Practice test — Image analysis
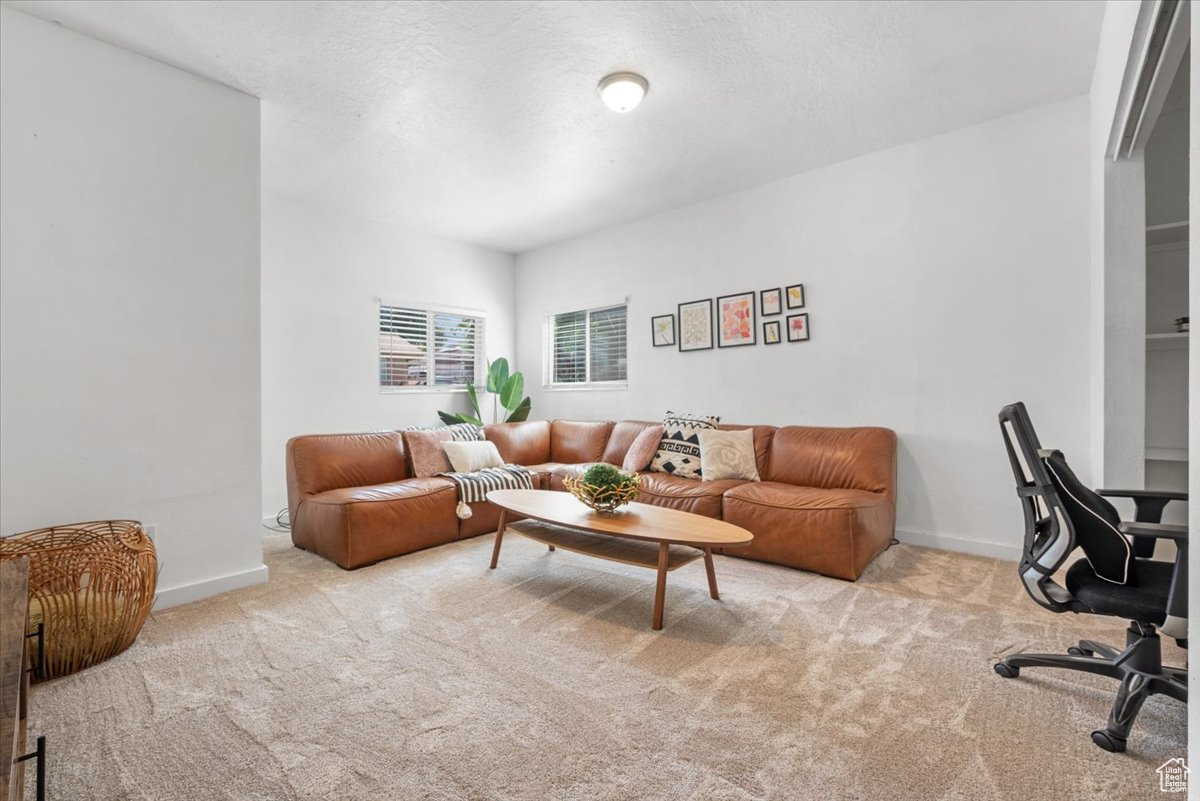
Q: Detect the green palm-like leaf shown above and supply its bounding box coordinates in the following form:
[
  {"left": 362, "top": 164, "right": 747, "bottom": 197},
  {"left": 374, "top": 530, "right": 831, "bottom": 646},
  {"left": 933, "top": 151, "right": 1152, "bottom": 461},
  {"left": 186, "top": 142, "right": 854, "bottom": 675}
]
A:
[
  {"left": 438, "top": 411, "right": 466, "bottom": 426},
  {"left": 505, "top": 396, "right": 532, "bottom": 423},
  {"left": 500, "top": 372, "right": 524, "bottom": 411},
  {"left": 486, "top": 358, "right": 509, "bottom": 393},
  {"left": 466, "top": 382, "right": 481, "bottom": 420}
]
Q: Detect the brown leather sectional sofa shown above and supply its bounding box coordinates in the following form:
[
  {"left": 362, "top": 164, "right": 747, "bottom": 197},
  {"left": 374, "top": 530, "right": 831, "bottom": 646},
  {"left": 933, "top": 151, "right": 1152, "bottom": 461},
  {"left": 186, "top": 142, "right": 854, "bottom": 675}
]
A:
[{"left": 286, "top": 419, "right": 897, "bottom": 580}]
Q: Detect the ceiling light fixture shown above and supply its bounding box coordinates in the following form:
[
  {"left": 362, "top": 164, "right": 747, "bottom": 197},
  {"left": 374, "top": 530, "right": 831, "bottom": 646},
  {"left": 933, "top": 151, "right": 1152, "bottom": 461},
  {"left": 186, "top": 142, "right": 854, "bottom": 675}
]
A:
[{"left": 598, "top": 72, "right": 648, "bottom": 113}]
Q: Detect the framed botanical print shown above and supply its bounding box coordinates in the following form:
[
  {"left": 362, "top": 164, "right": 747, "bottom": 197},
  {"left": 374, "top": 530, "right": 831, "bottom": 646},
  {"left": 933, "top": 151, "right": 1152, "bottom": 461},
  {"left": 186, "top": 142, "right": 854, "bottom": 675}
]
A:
[
  {"left": 717, "top": 292, "right": 756, "bottom": 348},
  {"left": 785, "top": 283, "right": 805, "bottom": 309},
  {"left": 760, "top": 288, "right": 782, "bottom": 316},
  {"left": 763, "top": 320, "right": 781, "bottom": 345},
  {"left": 651, "top": 314, "right": 675, "bottom": 347},
  {"left": 677, "top": 298, "right": 714, "bottom": 352},
  {"left": 786, "top": 312, "right": 810, "bottom": 342}
]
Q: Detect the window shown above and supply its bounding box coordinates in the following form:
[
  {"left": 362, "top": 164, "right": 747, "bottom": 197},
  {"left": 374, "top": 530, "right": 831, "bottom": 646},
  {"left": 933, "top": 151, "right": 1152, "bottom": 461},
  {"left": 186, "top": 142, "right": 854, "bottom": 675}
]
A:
[
  {"left": 379, "top": 304, "right": 484, "bottom": 391},
  {"left": 546, "top": 303, "right": 627, "bottom": 388}
]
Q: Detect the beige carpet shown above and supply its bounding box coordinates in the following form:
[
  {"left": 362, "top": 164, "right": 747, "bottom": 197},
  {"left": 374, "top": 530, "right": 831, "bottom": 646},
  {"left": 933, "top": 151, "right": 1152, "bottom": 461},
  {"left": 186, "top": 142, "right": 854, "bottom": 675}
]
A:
[{"left": 27, "top": 532, "right": 1186, "bottom": 800}]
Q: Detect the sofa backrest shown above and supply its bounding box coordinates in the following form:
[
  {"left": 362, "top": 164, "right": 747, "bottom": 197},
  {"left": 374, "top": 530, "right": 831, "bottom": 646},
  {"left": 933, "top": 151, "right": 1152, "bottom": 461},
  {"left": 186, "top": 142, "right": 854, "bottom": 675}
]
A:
[
  {"left": 484, "top": 420, "right": 551, "bottom": 464},
  {"left": 550, "top": 420, "right": 615, "bottom": 463},
  {"left": 600, "top": 420, "right": 657, "bottom": 465},
  {"left": 286, "top": 431, "right": 409, "bottom": 519},
  {"left": 766, "top": 426, "right": 896, "bottom": 500}
]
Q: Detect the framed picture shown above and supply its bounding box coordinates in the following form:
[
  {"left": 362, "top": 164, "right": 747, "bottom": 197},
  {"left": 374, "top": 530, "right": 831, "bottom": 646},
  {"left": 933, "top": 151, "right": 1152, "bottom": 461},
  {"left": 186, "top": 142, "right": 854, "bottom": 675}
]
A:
[
  {"left": 785, "top": 284, "right": 806, "bottom": 309},
  {"left": 677, "top": 298, "right": 714, "bottom": 352},
  {"left": 760, "top": 288, "right": 782, "bottom": 317},
  {"left": 763, "top": 320, "right": 781, "bottom": 345},
  {"left": 786, "top": 313, "right": 810, "bottom": 342},
  {"left": 717, "top": 292, "right": 756, "bottom": 348},
  {"left": 651, "top": 314, "right": 675, "bottom": 347}
]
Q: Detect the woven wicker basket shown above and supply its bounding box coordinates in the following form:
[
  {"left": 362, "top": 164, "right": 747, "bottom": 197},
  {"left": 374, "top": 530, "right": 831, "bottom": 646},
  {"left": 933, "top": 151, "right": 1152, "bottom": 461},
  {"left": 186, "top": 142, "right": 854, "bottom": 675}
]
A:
[
  {"left": 562, "top": 473, "right": 640, "bottom": 513},
  {"left": 0, "top": 520, "right": 156, "bottom": 679}
]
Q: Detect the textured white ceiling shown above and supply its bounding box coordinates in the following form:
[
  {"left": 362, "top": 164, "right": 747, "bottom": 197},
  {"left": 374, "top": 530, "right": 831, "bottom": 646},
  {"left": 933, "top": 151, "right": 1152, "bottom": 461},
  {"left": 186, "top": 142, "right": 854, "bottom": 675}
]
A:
[{"left": 3, "top": 0, "right": 1104, "bottom": 253}]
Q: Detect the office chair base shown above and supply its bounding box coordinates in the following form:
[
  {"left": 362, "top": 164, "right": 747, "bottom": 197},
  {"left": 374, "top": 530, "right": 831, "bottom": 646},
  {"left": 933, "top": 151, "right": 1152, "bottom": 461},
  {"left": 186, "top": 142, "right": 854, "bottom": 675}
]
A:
[{"left": 995, "top": 624, "right": 1186, "bottom": 753}]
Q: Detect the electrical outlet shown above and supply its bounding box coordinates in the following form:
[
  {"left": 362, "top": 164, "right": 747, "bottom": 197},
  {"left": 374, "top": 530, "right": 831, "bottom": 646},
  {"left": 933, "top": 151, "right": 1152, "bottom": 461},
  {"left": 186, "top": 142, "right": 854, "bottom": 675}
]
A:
[{"left": 143, "top": 524, "right": 157, "bottom": 542}]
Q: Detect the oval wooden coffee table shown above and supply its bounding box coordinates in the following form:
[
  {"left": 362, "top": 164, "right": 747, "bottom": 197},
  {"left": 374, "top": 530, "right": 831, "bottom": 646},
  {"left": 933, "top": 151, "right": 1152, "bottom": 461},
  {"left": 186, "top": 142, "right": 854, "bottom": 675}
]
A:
[{"left": 486, "top": 489, "right": 753, "bottom": 630}]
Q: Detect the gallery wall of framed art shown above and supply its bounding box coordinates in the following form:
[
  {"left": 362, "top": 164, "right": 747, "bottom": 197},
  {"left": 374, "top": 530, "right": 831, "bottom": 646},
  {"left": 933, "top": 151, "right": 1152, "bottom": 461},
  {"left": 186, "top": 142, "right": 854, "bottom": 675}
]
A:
[{"left": 650, "top": 283, "right": 810, "bottom": 354}]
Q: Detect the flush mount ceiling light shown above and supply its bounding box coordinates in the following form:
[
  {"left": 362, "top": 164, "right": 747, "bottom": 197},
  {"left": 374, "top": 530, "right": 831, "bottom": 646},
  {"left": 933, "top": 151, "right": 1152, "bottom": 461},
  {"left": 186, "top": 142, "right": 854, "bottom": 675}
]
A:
[{"left": 598, "top": 72, "right": 648, "bottom": 113}]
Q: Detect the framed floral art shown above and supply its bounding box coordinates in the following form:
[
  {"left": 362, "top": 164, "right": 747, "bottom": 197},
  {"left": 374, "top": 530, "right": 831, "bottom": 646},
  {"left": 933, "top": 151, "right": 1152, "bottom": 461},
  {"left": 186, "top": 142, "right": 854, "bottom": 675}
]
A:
[
  {"left": 785, "top": 283, "right": 805, "bottom": 309},
  {"left": 786, "top": 312, "right": 810, "bottom": 342},
  {"left": 651, "top": 314, "right": 675, "bottom": 347},
  {"left": 763, "top": 320, "right": 781, "bottom": 345},
  {"left": 717, "top": 292, "right": 756, "bottom": 348},
  {"left": 677, "top": 298, "right": 714, "bottom": 352},
  {"left": 760, "top": 288, "right": 782, "bottom": 316}
]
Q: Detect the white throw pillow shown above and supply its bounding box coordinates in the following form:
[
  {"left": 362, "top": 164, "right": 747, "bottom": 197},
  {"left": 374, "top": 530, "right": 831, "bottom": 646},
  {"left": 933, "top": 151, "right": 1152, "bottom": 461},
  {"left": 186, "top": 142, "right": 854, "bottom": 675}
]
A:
[
  {"left": 697, "top": 429, "right": 761, "bottom": 482},
  {"left": 442, "top": 440, "right": 505, "bottom": 473}
]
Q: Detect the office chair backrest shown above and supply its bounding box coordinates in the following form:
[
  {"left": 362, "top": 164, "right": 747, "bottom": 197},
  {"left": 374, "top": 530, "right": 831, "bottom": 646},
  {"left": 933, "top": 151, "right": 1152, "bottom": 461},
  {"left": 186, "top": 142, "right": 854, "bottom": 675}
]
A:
[
  {"left": 998, "top": 403, "right": 1087, "bottom": 612},
  {"left": 1041, "top": 450, "right": 1133, "bottom": 585}
]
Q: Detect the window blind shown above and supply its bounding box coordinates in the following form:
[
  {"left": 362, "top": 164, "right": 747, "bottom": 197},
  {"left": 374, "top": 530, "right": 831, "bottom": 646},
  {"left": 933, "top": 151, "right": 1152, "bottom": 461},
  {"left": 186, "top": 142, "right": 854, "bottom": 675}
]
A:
[
  {"left": 379, "top": 304, "right": 484, "bottom": 389},
  {"left": 548, "top": 304, "right": 627, "bottom": 386}
]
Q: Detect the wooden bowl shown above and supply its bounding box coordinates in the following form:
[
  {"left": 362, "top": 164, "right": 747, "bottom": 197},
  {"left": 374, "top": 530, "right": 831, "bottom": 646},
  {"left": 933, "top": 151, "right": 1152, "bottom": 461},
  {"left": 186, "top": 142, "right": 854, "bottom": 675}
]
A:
[{"left": 562, "top": 474, "right": 640, "bottom": 513}]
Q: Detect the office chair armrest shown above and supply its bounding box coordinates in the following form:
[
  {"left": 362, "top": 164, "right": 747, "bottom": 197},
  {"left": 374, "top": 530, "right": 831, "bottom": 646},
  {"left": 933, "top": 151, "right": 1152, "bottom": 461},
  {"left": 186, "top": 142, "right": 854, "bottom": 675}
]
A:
[
  {"left": 1117, "top": 521, "right": 1188, "bottom": 541},
  {"left": 1099, "top": 489, "right": 1187, "bottom": 502}
]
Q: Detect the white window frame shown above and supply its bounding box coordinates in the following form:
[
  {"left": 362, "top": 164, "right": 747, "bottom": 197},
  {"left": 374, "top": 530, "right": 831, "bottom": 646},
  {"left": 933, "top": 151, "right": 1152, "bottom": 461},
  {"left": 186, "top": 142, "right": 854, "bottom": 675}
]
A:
[
  {"left": 378, "top": 300, "right": 486, "bottom": 394},
  {"left": 543, "top": 302, "right": 629, "bottom": 392}
]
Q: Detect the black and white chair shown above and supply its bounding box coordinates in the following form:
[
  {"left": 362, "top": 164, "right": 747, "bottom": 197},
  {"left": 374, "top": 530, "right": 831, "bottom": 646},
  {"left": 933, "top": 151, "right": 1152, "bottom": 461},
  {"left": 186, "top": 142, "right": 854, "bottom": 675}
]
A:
[{"left": 995, "top": 401, "right": 1188, "bottom": 752}]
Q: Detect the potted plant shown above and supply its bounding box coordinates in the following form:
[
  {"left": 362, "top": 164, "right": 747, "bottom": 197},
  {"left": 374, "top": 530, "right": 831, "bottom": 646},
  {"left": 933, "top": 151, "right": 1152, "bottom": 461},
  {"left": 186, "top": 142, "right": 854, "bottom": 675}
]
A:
[{"left": 438, "top": 358, "right": 531, "bottom": 425}]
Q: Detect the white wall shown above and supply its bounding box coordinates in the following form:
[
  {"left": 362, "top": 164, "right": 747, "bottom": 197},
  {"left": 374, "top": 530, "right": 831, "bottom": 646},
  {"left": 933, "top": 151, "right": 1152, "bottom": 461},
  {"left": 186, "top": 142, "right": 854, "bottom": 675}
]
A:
[
  {"left": 0, "top": 8, "right": 264, "bottom": 607},
  {"left": 260, "top": 195, "right": 515, "bottom": 518},
  {"left": 1088, "top": 0, "right": 1148, "bottom": 491},
  {"left": 516, "top": 96, "right": 1092, "bottom": 558}
]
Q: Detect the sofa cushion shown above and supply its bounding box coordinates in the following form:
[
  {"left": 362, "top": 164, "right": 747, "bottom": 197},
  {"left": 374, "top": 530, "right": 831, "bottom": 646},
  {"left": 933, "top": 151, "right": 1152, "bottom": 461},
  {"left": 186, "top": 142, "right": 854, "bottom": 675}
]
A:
[
  {"left": 698, "top": 428, "right": 761, "bottom": 482},
  {"left": 287, "top": 432, "right": 409, "bottom": 499},
  {"left": 766, "top": 426, "right": 896, "bottom": 500},
  {"left": 550, "top": 420, "right": 615, "bottom": 463},
  {"left": 485, "top": 421, "right": 551, "bottom": 465},
  {"left": 600, "top": 420, "right": 657, "bottom": 466},
  {"left": 622, "top": 424, "right": 664, "bottom": 472},
  {"left": 721, "top": 482, "right": 892, "bottom": 580},
  {"left": 401, "top": 428, "right": 455, "bottom": 478},
  {"left": 297, "top": 478, "right": 458, "bottom": 569},
  {"left": 636, "top": 472, "right": 747, "bottom": 518},
  {"left": 649, "top": 411, "right": 720, "bottom": 480},
  {"left": 524, "top": 462, "right": 596, "bottom": 491}
]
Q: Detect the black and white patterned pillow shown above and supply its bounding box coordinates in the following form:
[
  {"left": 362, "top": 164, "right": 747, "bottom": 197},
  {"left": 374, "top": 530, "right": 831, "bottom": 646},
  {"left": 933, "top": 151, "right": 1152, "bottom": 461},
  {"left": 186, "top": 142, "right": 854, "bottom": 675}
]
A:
[
  {"left": 649, "top": 411, "right": 720, "bottom": 480},
  {"left": 402, "top": 423, "right": 484, "bottom": 442}
]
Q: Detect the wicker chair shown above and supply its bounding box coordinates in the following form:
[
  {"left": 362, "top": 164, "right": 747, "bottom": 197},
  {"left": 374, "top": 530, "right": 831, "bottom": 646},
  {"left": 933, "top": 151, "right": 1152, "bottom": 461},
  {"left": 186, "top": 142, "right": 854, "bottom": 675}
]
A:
[{"left": 0, "top": 520, "right": 157, "bottom": 679}]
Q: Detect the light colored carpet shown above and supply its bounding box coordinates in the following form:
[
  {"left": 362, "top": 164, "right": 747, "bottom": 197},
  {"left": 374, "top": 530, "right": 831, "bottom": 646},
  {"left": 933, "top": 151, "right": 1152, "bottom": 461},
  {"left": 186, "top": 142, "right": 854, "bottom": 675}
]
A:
[{"left": 28, "top": 532, "right": 1186, "bottom": 800}]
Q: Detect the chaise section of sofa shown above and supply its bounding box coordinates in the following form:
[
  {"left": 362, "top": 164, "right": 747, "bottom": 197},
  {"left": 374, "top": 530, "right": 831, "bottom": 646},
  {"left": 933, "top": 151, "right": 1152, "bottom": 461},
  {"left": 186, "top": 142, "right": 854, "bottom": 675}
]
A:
[
  {"left": 286, "top": 431, "right": 459, "bottom": 569},
  {"left": 721, "top": 426, "right": 897, "bottom": 580}
]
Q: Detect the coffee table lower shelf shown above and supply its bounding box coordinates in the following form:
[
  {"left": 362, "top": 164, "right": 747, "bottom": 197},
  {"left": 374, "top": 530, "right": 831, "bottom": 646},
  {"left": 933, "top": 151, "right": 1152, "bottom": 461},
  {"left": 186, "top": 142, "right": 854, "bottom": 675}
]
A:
[{"left": 490, "top": 518, "right": 720, "bottom": 630}]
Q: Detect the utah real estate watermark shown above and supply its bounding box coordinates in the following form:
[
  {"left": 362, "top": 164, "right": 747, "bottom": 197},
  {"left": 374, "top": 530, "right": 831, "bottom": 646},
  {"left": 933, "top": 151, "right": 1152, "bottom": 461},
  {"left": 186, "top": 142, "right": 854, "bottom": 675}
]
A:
[{"left": 1157, "top": 757, "right": 1188, "bottom": 793}]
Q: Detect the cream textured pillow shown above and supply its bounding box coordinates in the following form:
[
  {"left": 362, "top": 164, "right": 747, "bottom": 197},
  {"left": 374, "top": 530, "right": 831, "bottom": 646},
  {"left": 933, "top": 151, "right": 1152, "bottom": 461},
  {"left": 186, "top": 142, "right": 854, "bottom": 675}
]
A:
[
  {"left": 443, "top": 440, "right": 505, "bottom": 473},
  {"left": 697, "top": 428, "right": 760, "bottom": 482}
]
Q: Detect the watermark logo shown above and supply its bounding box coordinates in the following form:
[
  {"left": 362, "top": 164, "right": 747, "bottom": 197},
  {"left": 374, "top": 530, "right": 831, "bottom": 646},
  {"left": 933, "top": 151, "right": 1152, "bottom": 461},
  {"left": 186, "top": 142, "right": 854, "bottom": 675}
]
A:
[{"left": 1157, "top": 757, "right": 1188, "bottom": 793}]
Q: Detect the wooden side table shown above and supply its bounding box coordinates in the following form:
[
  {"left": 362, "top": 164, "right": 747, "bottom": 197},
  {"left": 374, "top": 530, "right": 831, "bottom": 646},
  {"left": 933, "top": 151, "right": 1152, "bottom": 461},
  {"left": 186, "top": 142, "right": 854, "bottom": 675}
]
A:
[{"left": 1, "top": 558, "right": 46, "bottom": 801}]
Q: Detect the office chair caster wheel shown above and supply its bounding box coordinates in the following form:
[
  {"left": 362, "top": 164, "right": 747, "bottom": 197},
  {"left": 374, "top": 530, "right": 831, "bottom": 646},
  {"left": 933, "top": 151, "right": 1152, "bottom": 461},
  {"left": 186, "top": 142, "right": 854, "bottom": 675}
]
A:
[
  {"left": 1091, "top": 730, "right": 1126, "bottom": 753},
  {"left": 1067, "top": 646, "right": 1092, "bottom": 657},
  {"left": 993, "top": 663, "right": 1019, "bottom": 678}
]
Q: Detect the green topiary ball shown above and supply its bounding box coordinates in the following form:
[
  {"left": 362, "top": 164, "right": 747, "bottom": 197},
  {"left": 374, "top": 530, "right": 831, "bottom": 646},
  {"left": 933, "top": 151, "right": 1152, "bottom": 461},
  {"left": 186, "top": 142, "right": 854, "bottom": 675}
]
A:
[{"left": 581, "top": 463, "right": 633, "bottom": 489}]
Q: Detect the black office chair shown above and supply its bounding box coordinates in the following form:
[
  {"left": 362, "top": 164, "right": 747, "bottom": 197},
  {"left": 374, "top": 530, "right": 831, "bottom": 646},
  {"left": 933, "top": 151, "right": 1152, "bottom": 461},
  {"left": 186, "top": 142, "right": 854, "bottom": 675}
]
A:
[{"left": 995, "top": 402, "right": 1188, "bottom": 752}]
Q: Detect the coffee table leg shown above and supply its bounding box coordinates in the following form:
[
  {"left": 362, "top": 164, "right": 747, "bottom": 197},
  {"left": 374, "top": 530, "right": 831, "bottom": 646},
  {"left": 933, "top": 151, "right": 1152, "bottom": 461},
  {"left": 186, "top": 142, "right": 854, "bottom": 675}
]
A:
[
  {"left": 653, "top": 543, "right": 669, "bottom": 630},
  {"left": 703, "top": 548, "right": 719, "bottom": 600},
  {"left": 489, "top": 510, "right": 508, "bottom": 569}
]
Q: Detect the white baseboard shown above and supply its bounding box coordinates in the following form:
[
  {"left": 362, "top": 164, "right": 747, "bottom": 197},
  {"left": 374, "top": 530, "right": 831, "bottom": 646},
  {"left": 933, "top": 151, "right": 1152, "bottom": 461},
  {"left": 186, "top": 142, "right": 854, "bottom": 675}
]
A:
[
  {"left": 153, "top": 563, "right": 269, "bottom": 610},
  {"left": 894, "top": 529, "right": 1020, "bottom": 562}
]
